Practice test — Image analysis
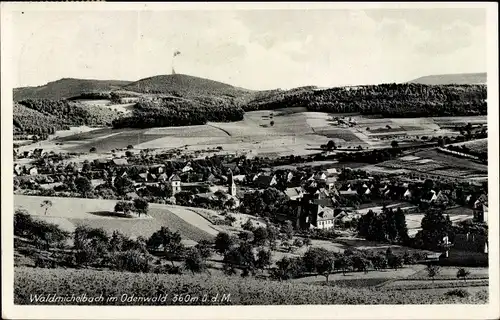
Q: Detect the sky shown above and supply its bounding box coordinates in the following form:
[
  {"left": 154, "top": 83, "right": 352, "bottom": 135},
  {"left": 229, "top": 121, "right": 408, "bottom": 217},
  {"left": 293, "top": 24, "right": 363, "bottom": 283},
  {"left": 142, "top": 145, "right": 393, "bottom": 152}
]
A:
[{"left": 11, "top": 8, "right": 487, "bottom": 90}]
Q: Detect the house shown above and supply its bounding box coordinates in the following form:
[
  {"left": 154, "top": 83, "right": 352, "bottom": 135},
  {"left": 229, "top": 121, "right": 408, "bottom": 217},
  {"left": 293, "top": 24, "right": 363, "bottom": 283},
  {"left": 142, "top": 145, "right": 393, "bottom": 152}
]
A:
[
  {"left": 33, "top": 148, "right": 44, "bottom": 158},
  {"left": 206, "top": 173, "right": 218, "bottom": 184},
  {"left": 14, "top": 164, "right": 23, "bottom": 176},
  {"left": 93, "top": 159, "right": 111, "bottom": 169},
  {"left": 126, "top": 192, "right": 139, "bottom": 199},
  {"left": 222, "top": 163, "right": 238, "bottom": 173},
  {"left": 254, "top": 174, "right": 277, "bottom": 189},
  {"left": 136, "top": 173, "right": 149, "bottom": 183},
  {"left": 316, "top": 206, "right": 335, "bottom": 230},
  {"left": 314, "top": 172, "right": 327, "bottom": 181},
  {"left": 403, "top": 189, "right": 412, "bottom": 199},
  {"left": 326, "top": 168, "right": 339, "bottom": 176},
  {"left": 181, "top": 163, "right": 193, "bottom": 173},
  {"left": 474, "top": 194, "right": 488, "bottom": 209},
  {"left": 285, "top": 187, "right": 303, "bottom": 200},
  {"left": 150, "top": 165, "right": 165, "bottom": 174},
  {"left": 285, "top": 172, "right": 294, "bottom": 182},
  {"left": 233, "top": 174, "right": 246, "bottom": 182},
  {"left": 111, "top": 158, "right": 129, "bottom": 166},
  {"left": 474, "top": 204, "right": 488, "bottom": 223},
  {"left": 296, "top": 193, "right": 335, "bottom": 230},
  {"left": 169, "top": 174, "right": 182, "bottom": 194},
  {"left": 325, "top": 177, "right": 337, "bottom": 191},
  {"left": 421, "top": 190, "right": 438, "bottom": 203},
  {"left": 158, "top": 173, "right": 169, "bottom": 181},
  {"left": 27, "top": 167, "right": 38, "bottom": 176}
]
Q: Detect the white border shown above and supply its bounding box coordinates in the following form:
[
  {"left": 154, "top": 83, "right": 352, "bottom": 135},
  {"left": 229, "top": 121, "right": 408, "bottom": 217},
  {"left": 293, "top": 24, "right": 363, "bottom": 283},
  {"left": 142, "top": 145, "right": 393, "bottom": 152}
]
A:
[{"left": 1, "top": 2, "right": 499, "bottom": 320}]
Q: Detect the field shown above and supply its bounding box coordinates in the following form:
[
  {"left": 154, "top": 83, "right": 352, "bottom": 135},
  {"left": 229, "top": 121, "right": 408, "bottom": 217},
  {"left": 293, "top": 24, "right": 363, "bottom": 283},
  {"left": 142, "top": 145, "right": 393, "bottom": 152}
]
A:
[
  {"left": 14, "top": 195, "right": 216, "bottom": 242},
  {"left": 451, "top": 138, "right": 488, "bottom": 152},
  {"left": 14, "top": 108, "right": 488, "bottom": 162},
  {"left": 14, "top": 267, "right": 488, "bottom": 305},
  {"left": 374, "top": 148, "right": 488, "bottom": 182}
]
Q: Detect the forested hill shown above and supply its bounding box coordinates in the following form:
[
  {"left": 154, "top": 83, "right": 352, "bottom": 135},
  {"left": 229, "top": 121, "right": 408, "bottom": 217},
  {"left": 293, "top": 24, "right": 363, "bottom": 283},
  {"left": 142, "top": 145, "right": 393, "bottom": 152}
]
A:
[
  {"left": 409, "top": 73, "right": 487, "bottom": 85},
  {"left": 244, "top": 83, "right": 487, "bottom": 117},
  {"left": 123, "top": 74, "right": 252, "bottom": 98},
  {"left": 13, "top": 78, "right": 132, "bottom": 101}
]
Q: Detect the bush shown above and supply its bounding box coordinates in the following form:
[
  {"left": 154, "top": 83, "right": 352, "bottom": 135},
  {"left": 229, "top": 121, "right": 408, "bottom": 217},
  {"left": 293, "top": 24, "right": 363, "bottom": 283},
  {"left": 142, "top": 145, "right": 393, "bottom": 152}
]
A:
[
  {"left": 110, "top": 250, "right": 152, "bottom": 273},
  {"left": 445, "top": 289, "right": 470, "bottom": 298}
]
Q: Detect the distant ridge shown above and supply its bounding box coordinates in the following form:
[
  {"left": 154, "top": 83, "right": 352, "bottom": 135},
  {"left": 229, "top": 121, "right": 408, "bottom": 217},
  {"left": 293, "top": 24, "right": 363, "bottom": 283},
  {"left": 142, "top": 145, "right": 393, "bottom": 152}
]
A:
[
  {"left": 408, "top": 72, "right": 486, "bottom": 85},
  {"left": 13, "top": 78, "right": 132, "bottom": 101}
]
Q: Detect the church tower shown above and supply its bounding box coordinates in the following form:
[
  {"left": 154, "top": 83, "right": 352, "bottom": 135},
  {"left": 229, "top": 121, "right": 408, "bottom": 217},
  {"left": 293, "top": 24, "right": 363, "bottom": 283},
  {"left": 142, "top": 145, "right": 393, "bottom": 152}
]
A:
[{"left": 228, "top": 170, "right": 237, "bottom": 196}]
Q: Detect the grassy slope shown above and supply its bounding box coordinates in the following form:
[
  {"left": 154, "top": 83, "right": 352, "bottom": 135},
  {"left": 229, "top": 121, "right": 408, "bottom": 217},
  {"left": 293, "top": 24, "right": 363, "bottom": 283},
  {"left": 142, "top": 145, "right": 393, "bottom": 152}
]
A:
[
  {"left": 409, "top": 73, "right": 487, "bottom": 85},
  {"left": 13, "top": 78, "right": 131, "bottom": 101}
]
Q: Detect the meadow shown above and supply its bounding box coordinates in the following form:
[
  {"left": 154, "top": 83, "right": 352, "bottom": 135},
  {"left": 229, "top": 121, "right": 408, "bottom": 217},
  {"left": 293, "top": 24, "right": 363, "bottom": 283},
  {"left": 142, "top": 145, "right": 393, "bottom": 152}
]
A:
[
  {"left": 14, "top": 267, "right": 488, "bottom": 305},
  {"left": 14, "top": 195, "right": 215, "bottom": 242}
]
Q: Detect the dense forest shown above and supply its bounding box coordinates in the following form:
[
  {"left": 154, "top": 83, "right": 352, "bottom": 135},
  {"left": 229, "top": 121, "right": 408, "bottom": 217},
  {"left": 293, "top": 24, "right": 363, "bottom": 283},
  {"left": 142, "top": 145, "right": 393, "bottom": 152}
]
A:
[
  {"left": 111, "top": 96, "right": 244, "bottom": 129},
  {"left": 244, "top": 83, "right": 487, "bottom": 117},
  {"left": 13, "top": 103, "right": 69, "bottom": 135},
  {"left": 15, "top": 99, "right": 122, "bottom": 135}
]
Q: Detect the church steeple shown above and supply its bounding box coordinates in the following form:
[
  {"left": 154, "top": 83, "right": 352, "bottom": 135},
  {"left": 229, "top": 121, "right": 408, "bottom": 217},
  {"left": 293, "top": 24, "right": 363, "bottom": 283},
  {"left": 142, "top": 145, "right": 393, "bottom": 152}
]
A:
[{"left": 228, "top": 169, "right": 236, "bottom": 196}]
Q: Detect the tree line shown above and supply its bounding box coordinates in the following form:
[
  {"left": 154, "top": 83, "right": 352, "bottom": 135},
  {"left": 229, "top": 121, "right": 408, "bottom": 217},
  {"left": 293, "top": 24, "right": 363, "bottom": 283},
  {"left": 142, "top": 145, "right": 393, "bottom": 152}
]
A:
[
  {"left": 243, "top": 83, "right": 487, "bottom": 117},
  {"left": 112, "top": 97, "right": 244, "bottom": 129}
]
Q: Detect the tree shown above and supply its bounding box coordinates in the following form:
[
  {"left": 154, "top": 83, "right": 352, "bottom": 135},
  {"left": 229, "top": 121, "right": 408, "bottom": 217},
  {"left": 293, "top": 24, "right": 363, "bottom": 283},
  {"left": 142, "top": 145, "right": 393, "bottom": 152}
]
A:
[
  {"left": 184, "top": 247, "right": 207, "bottom": 274},
  {"left": 238, "top": 230, "right": 253, "bottom": 242},
  {"left": 316, "top": 254, "right": 335, "bottom": 282},
  {"left": 456, "top": 268, "right": 471, "bottom": 282},
  {"left": 215, "top": 232, "right": 234, "bottom": 255},
  {"left": 223, "top": 242, "right": 256, "bottom": 277},
  {"left": 303, "top": 237, "right": 312, "bottom": 247},
  {"left": 282, "top": 221, "right": 294, "bottom": 240},
  {"left": 89, "top": 147, "right": 97, "bottom": 153},
  {"left": 113, "top": 176, "right": 134, "bottom": 195},
  {"left": 415, "top": 208, "right": 454, "bottom": 251},
  {"left": 255, "top": 248, "right": 272, "bottom": 271},
  {"left": 426, "top": 264, "right": 441, "bottom": 283},
  {"left": 371, "top": 254, "right": 388, "bottom": 270},
  {"left": 40, "top": 200, "right": 52, "bottom": 216},
  {"left": 270, "top": 121, "right": 275, "bottom": 127},
  {"left": 293, "top": 238, "right": 303, "bottom": 248},
  {"left": 125, "top": 151, "right": 134, "bottom": 157},
  {"left": 114, "top": 201, "right": 134, "bottom": 215},
  {"left": 147, "top": 227, "right": 184, "bottom": 266},
  {"left": 391, "top": 140, "right": 399, "bottom": 149},
  {"left": 75, "top": 176, "right": 93, "bottom": 197},
  {"left": 271, "top": 256, "right": 304, "bottom": 281},
  {"left": 241, "top": 219, "right": 255, "bottom": 232},
  {"left": 352, "top": 254, "right": 372, "bottom": 273},
  {"left": 127, "top": 145, "right": 134, "bottom": 149},
  {"left": 133, "top": 198, "right": 149, "bottom": 217},
  {"left": 252, "top": 227, "right": 268, "bottom": 246},
  {"left": 387, "top": 254, "right": 404, "bottom": 270},
  {"left": 336, "top": 255, "right": 353, "bottom": 275},
  {"left": 326, "top": 140, "right": 336, "bottom": 150},
  {"left": 195, "top": 240, "right": 212, "bottom": 260}
]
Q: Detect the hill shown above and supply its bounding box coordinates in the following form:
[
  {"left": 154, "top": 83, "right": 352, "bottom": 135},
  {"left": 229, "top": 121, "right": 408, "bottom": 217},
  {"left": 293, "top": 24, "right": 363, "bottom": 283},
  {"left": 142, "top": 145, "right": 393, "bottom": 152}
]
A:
[
  {"left": 13, "top": 102, "right": 67, "bottom": 135},
  {"left": 13, "top": 78, "right": 131, "bottom": 101},
  {"left": 123, "top": 74, "right": 251, "bottom": 98},
  {"left": 409, "top": 73, "right": 487, "bottom": 85},
  {"left": 15, "top": 267, "right": 488, "bottom": 305}
]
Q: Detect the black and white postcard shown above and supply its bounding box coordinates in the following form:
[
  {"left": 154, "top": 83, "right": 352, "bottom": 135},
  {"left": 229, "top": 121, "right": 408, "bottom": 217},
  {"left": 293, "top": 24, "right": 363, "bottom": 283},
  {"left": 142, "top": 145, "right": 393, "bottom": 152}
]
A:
[{"left": 1, "top": 2, "right": 498, "bottom": 320}]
